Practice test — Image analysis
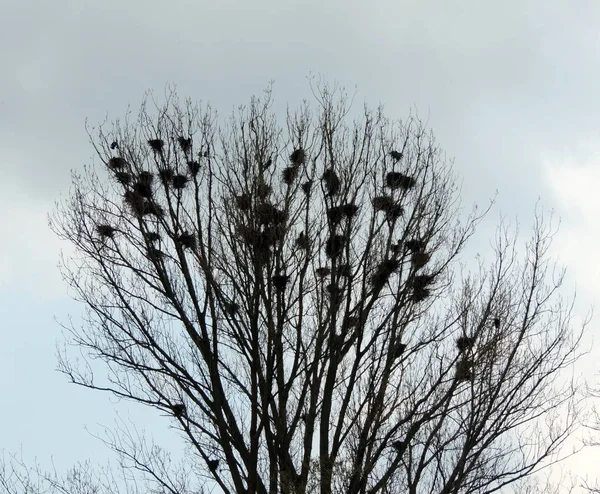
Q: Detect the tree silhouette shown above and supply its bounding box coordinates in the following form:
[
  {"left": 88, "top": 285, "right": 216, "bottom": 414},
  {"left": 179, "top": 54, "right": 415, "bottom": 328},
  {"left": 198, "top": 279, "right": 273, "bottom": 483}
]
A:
[{"left": 36, "top": 84, "right": 587, "bottom": 493}]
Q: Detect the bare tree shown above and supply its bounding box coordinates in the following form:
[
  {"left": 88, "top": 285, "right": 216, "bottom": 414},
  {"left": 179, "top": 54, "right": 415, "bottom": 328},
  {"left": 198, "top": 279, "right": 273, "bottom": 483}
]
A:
[{"left": 33, "top": 82, "right": 587, "bottom": 493}]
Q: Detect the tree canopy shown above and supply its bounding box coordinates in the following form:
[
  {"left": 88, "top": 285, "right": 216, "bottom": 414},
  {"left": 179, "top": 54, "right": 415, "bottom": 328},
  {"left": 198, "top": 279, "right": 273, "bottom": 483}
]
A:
[{"left": 4, "top": 84, "right": 586, "bottom": 494}]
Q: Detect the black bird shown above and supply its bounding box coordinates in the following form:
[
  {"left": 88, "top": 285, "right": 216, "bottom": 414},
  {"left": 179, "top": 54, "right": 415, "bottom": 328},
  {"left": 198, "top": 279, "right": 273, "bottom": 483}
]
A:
[
  {"left": 207, "top": 459, "right": 219, "bottom": 471},
  {"left": 493, "top": 317, "right": 500, "bottom": 329},
  {"left": 110, "top": 141, "right": 119, "bottom": 150}
]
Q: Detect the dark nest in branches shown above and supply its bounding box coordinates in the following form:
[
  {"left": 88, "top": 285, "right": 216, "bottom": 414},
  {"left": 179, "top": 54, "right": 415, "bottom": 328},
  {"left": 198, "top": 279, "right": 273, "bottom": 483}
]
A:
[
  {"left": 148, "top": 247, "right": 165, "bottom": 261},
  {"left": 342, "top": 203, "right": 359, "bottom": 218},
  {"left": 371, "top": 259, "right": 400, "bottom": 289},
  {"left": 187, "top": 160, "right": 201, "bottom": 176},
  {"left": 108, "top": 157, "right": 128, "bottom": 170},
  {"left": 392, "top": 440, "right": 404, "bottom": 451},
  {"left": 412, "top": 251, "right": 431, "bottom": 270},
  {"left": 412, "top": 274, "right": 435, "bottom": 291},
  {"left": 256, "top": 180, "right": 272, "bottom": 199},
  {"left": 386, "top": 172, "right": 416, "bottom": 190},
  {"left": 344, "top": 315, "right": 360, "bottom": 329},
  {"left": 326, "top": 283, "right": 344, "bottom": 305},
  {"left": 392, "top": 241, "right": 403, "bottom": 256},
  {"left": 282, "top": 165, "right": 300, "bottom": 185},
  {"left": 405, "top": 239, "right": 426, "bottom": 252},
  {"left": 256, "top": 203, "right": 287, "bottom": 226},
  {"left": 322, "top": 168, "right": 340, "bottom": 196},
  {"left": 327, "top": 206, "right": 345, "bottom": 225},
  {"left": 325, "top": 234, "right": 347, "bottom": 259},
  {"left": 178, "top": 136, "right": 192, "bottom": 154},
  {"left": 235, "top": 193, "right": 252, "bottom": 211},
  {"left": 372, "top": 196, "right": 403, "bottom": 220},
  {"left": 272, "top": 273, "right": 290, "bottom": 291},
  {"left": 391, "top": 340, "right": 407, "bottom": 359},
  {"left": 124, "top": 191, "right": 164, "bottom": 218},
  {"left": 134, "top": 172, "right": 154, "bottom": 198},
  {"left": 159, "top": 168, "right": 174, "bottom": 185},
  {"left": 171, "top": 403, "right": 186, "bottom": 418},
  {"left": 96, "top": 224, "right": 116, "bottom": 238},
  {"left": 237, "top": 225, "right": 277, "bottom": 259},
  {"left": 114, "top": 171, "right": 132, "bottom": 186},
  {"left": 144, "top": 231, "right": 160, "bottom": 243},
  {"left": 335, "top": 263, "right": 351, "bottom": 277},
  {"left": 296, "top": 231, "right": 309, "bottom": 250},
  {"left": 456, "top": 336, "right": 475, "bottom": 353},
  {"left": 177, "top": 232, "right": 196, "bottom": 250},
  {"left": 224, "top": 301, "right": 239, "bottom": 316},
  {"left": 386, "top": 204, "right": 404, "bottom": 221},
  {"left": 290, "top": 148, "right": 306, "bottom": 166},
  {"left": 301, "top": 180, "right": 313, "bottom": 195},
  {"left": 172, "top": 174, "right": 188, "bottom": 190},
  {"left": 389, "top": 150, "right": 403, "bottom": 161},
  {"left": 456, "top": 359, "right": 474, "bottom": 381},
  {"left": 148, "top": 139, "right": 164, "bottom": 152},
  {"left": 412, "top": 287, "right": 430, "bottom": 303},
  {"left": 316, "top": 267, "right": 331, "bottom": 278},
  {"left": 327, "top": 204, "right": 359, "bottom": 225}
]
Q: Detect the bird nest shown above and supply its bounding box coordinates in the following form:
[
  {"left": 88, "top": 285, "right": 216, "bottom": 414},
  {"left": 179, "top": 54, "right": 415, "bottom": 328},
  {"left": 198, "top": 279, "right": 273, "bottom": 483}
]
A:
[
  {"left": 327, "top": 204, "right": 359, "bottom": 225},
  {"left": 301, "top": 180, "right": 313, "bottom": 195},
  {"left": 371, "top": 259, "right": 400, "bottom": 288},
  {"left": 187, "top": 160, "right": 201, "bottom": 176},
  {"left": 255, "top": 180, "right": 272, "bottom": 199},
  {"left": 456, "top": 336, "right": 475, "bottom": 353},
  {"left": 389, "top": 150, "right": 403, "bottom": 161},
  {"left": 322, "top": 168, "right": 340, "bottom": 196},
  {"left": 412, "top": 274, "right": 435, "bottom": 291},
  {"left": 411, "top": 287, "right": 430, "bottom": 303},
  {"left": 315, "top": 267, "right": 331, "bottom": 278},
  {"left": 134, "top": 172, "right": 154, "bottom": 198},
  {"left": 108, "top": 157, "right": 128, "bottom": 170},
  {"left": 405, "top": 239, "right": 426, "bottom": 252},
  {"left": 177, "top": 232, "right": 196, "bottom": 250},
  {"left": 148, "top": 139, "right": 164, "bottom": 152},
  {"left": 148, "top": 247, "right": 165, "bottom": 261},
  {"left": 372, "top": 196, "right": 403, "bottom": 220},
  {"left": 144, "top": 231, "right": 161, "bottom": 243},
  {"left": 124, "top": 191, "right": 164, "bottom": 218},
  {"left": 96, "top": 224, "right": 116, "bottom": 238},
  {"left": 295, "top": 232, "right": 310, "bottom": 250},
  {"left": 178, "top": 136, "right": 192, "bottom": 154},
  {"left": 290, "top": 148, "right": 306, "bottom": 166},
  {"left": 391, "top": 341, "right": 407, "bottom": 359},
  {"left": 159, "top": 168, "right": 174, "bottom": 184},
  {"left": 411, "top": 251, "right": 431, "bottom": 270},
  {"left": 455, "top": 359, "right": 474, "bottom": 381},
  {"left": 256, "top": 203, "right": 287, "bottom": 226},
  {"left": 386, "top": 172, "right": 416, "bottom": 190},
  {"left": 171, "top": 403, "right": 186, "bottom": 418},
  {"left": 282, "top": 166, "right": 300, "bottom": 185},
  {"left": 272, "top": 274, "right": 290, "bottom": 291},
  {"left": 335, "top": 263, "right": 351, "bottom": 277},
  {"left": 172, "top": 174, "right": 188, "bottom": 190},
  {"left": 325, "top": 234, "right": 347, "bottom": 258},
  {"left": 114, "top": 171, "right": 132, "bottom": 186},
  {"left": 235, "top": 193, "right": 252, "bottom": 211}
]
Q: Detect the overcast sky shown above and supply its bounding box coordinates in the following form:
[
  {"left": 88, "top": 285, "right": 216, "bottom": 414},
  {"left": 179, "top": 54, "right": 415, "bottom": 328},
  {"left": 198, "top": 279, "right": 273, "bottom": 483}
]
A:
[{"left": 2, "top": 0, "right": 600, "bottom": 490}]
